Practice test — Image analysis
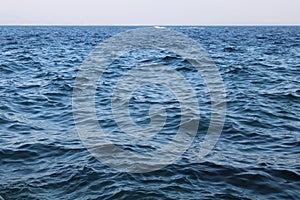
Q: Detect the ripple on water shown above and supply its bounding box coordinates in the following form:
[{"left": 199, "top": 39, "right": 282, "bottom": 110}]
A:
[{"left": 0, "top": 26, "right": 299, "bottom": 199}]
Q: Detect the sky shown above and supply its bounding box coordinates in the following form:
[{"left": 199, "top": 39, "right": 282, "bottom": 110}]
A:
[{"left": 0, "top": 0, "right": 299, "bottom": 25}]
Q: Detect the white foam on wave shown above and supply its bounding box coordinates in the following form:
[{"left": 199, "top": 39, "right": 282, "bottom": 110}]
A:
[{"left": 154, "top": 26, "right": 166, "bottom": 29}]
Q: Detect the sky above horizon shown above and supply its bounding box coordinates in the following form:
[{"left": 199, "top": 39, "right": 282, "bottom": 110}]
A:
[{"left": 1, "top": 0, "right": 299, "bottom": 25}]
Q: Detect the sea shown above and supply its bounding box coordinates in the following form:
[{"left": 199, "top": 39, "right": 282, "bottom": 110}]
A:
[{"left": 0, "top": 26, "right": 299, "bottom": 199}]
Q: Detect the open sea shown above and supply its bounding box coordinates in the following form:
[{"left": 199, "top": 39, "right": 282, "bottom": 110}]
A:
[{"left": 0, "top": 26, "right": 299, "bottom": 199}]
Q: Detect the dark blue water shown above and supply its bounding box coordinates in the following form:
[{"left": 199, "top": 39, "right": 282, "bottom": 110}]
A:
[{"left": 0, "top": 26, "right": 299, "bottom": 199}]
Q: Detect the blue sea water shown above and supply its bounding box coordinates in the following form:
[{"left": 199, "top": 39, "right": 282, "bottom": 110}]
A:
[{"left": 0, "top": 26, "right": 299, "bottom": 199}]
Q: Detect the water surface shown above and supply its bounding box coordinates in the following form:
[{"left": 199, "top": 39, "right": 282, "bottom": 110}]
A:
[{"left": 0, "top": 26, "right": 299, "bottom": 199}]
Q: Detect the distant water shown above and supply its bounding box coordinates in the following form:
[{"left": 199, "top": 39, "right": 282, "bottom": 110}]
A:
[{"left": 0, "top": 26, "right": 299, "bottom": 199}]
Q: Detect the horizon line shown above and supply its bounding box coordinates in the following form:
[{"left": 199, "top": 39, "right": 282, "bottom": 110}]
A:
[{"left": 0, "top": 24, "right": 299, "bottom": 27}]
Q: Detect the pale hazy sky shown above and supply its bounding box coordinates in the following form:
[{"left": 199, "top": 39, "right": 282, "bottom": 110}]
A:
[{"left": 0, "top": 0, "right": 299, "bottom": 25}]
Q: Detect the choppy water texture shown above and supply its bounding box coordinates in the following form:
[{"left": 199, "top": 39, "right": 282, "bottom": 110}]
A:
[{"left": 0, "top": 26, "right": 299, "bottom": 199}]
